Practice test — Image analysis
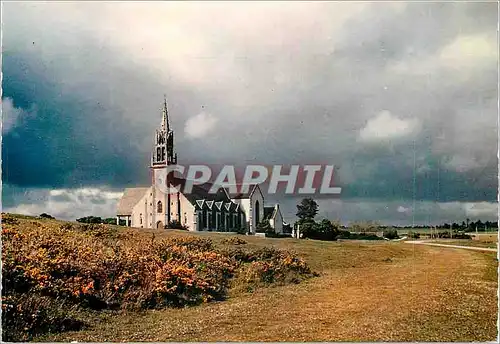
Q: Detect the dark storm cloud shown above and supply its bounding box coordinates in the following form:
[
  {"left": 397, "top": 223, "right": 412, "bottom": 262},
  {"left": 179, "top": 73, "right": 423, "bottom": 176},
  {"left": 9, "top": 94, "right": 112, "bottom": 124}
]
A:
[{"left": 2, "top": 2, "right": 497, "bottom": 222}]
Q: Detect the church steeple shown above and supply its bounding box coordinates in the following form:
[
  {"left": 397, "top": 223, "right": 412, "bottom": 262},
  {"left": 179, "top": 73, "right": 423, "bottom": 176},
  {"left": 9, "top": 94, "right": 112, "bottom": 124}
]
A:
[
  {"left": 152, "top": 96, "right": 177, "bottom": 167},
  {"left": 161, "top": 95, "right": 170, "bottom": 132}
]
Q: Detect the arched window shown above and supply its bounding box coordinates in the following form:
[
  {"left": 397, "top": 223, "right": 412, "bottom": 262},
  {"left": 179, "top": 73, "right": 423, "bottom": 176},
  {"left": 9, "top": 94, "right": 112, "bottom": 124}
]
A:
[{"left": 157, "top": 201, "right": 163, "bottom": 213}]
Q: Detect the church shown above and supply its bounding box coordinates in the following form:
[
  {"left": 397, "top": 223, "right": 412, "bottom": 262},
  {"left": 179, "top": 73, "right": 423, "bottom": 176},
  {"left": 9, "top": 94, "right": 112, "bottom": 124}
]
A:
[{"left": 116, "top": 99, "right": 285, "bottom": 234}]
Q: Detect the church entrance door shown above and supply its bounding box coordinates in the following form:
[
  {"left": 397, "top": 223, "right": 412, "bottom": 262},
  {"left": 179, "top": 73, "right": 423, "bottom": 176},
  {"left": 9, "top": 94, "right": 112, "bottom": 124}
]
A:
[{"left": 156, "top": 221, "right": 164, "bottom": 229}]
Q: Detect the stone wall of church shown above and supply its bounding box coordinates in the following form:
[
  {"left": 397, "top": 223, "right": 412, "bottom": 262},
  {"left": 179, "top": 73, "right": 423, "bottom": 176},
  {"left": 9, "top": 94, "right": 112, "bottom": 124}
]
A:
[
  {"left": 272, "top": 207, "right": 284, "bottom": 234},
  {"left": 131, "top": 187, "right": 153, "bottom": 228},
  {"left": 167, "top": 192, "right": 196, "bottom": 231},
  {"left": 249, "top": 189, "right": 264, "bottom": 234}
]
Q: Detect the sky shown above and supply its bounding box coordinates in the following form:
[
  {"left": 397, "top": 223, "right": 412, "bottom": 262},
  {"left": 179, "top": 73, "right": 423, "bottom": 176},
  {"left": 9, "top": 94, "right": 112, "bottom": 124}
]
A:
[{"left": 2, "top": 2, "right": 498, "bottom": 225}]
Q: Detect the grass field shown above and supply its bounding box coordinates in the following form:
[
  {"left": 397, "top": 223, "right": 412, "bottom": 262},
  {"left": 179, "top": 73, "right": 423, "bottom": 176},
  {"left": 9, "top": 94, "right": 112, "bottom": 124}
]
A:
[
  {"left": 427, "top": 239, "right": 498, "bottom": 249},
  {"left": 3, "top": 214, "right": 498, "bottom": 342}
]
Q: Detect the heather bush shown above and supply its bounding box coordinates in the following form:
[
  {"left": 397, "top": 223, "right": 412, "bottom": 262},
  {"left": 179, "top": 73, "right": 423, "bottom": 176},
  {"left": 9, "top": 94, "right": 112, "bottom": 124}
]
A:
[
  {"left": 222, "top": 237, "right": 248, "bottom": 245},
  {"left": 2, "top": 218, "right": 316, "bottom": 341},
  {"left": 2, "top": 294, "right": 85, "bottom": 342}
]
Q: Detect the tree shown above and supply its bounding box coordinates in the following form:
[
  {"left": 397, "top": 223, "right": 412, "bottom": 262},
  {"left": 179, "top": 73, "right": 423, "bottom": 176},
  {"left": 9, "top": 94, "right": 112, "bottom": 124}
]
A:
[
  {"left": 297, "top": 219, "right": 317, "bottom": 239},
  {"left": 296, "top": 198, "right": 319, "bottom": 223},
  {"left": 39, "top": 213, "right": 55, "bottom": 219},
  {"left": 103, "top": 218, "right": 117, "bottom": 224},
  {"left": 256, "top": 219, "right": 273, "bottom": 233},
  {"left": 76, "top": 216, "right": 103, "bottom": 224},
  {"left": 317, "top": 219, "right": 340, "bottom": 240}
]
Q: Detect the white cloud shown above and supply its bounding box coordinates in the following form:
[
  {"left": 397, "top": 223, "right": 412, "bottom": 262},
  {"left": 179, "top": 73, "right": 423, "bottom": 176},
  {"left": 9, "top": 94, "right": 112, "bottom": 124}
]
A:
[
  {"left": 397, "top": 205, "right": 411, "bottom": 213},
  {"left": 358, "top": 110, "right": 420, "bottom": 142},
  {"left": 184, "top": 112, "right": 218, "bottom": 139},
  {"left": 2, "top": 97, "right": 24, "bottom": 133},
  {"left": 5, "top": 187, "right": 123, "bottom": 220},
  {"left": 463, "top": 202, "right": 498, "bottom": 218},
  {"left": 390, "top": 33, "right": 497, "bottom": 78},
  {"left": 439, "top": 34, "right": 497, "bottom": 68}
]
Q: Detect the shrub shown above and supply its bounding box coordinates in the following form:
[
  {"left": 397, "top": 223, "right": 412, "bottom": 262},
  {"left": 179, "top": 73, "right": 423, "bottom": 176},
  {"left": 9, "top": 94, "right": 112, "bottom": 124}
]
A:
[
  {"left": 235, "top": 227, "right": 248, "bottom": 235},
  {"left": 265, "top": 232, "right": 291, "bottom": 238},
  {"left": 383, "top": 229, "right": 399, "bottom": 240},
  {"left": 298, "top": 219, "right": 340, "bottom": 241},
  {"left": 407, "top": 231, "right": 420, "bottom": 239},
  {"left": 2, "top": 218, "right": 316, "bottom": 340},
  {"left": 76, "top": 216, "right": 103, "bottom": 224},
  {"left": 167, "top": 220, "right": 188, "bottom": 230},
  {"left": 2, "top": 214, "right": 19, "bottom": 225},
  {"left": 2, "top": 294, "right": 85, "bottom": 342},
  {"left": 256, "top": 219, "right": 272, "bottom": 233},
  {"left": 222, "top": 237, "right": 248, "bottom": 245},
  {"left": 240, "top": 249, "right": 315, "bottom": 286}
]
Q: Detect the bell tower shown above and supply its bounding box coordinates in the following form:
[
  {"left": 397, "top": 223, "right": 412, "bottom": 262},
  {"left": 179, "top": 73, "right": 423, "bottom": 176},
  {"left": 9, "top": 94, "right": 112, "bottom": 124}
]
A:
[
  {"left": 151, "top": 96, "right": 177, "bottom": 229},
  {"left": 152, "top": 96, "right": 177, "bottom": 167}
]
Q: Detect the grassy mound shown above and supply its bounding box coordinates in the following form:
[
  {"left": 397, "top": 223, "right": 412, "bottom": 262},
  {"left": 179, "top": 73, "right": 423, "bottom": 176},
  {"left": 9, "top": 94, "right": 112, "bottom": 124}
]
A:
[{"left": 1, "top": 214, "right": 316, "bottom": 341}]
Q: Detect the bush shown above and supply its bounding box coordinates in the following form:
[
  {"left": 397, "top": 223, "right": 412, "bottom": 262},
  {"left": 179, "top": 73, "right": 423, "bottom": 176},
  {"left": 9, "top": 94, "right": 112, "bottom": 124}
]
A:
[
  {"left": 299, "top": 219, "right": 340, "bottom": 241},
  {"left": 407, "top": 231, "right": 421, "bottom": 239},
  {"left": 453, "top": 232, "right": 472, "bottom": 239},
  {"left": 265, "top": 232, "right": 291, "bottom": 238},
  {"left": 76, "top": 216, "right": 103, "bottom": 224},
  {"left": 2, "top": 294, "right": 85, "bottom": 342},
  {"left": 235, "top": 227, "right": 248, "bottom": 235},
  {"left": 2, "top": 219, "right": 317, "bottom": 340},
  {"left": 255, "top": 219, "right": 272, "bottom": 233},
  {"left": 240, "top": 249, "right": 315, "bottom": 286},
  {"left": 167, "top": 220, "right": 188, "bottom": 230},
  {"left": 222, "top": 237, "right": 248, "bottom": 245},
  {"left": 336, "top": 230, "right": 383, "bottom": 240},
  {"left": 39, "top": 213, "right": 55, "bottom": 219},
  {"left": 383, "top": 229, "right": 399, "bottom": 240}
]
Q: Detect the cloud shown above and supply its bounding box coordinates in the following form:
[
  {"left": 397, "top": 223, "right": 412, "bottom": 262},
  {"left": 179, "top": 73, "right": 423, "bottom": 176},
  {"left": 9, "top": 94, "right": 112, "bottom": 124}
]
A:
[
  {"left": 397, "top": 205, "right": 411, "bottom": 214},
  {"left": 184, "top": 112, "right": 218, "bottom": 139},
  {"left": 3, "top": 186, "right": 123, "bottom": 220},
  {"left": 463, "top": 202, "right": 498, "bottom": 218},
  {"left": 274, "top": 196, "right": 498, "bottom": 226},
  {"left": 1, "top": 97, "right": 30, "bottom": 133},
  {"left": 358, "top": 110, "right": 420, "bottom": 142},
  {"left": 2, "top": 2, "right": 497, "bottom": 224}
]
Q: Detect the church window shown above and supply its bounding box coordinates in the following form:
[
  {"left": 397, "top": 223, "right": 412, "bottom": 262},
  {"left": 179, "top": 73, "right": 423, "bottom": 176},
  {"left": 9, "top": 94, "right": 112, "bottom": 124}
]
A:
[
  {"left": 140, "top": 213, "right": 143, "bottom": 224},
  {"left": 156, "top": 147, "right": 162, "bottom": 162},
  {"left": 158, "top": 133, "right": 165, "bottom": 144},
  {"left": 161, "top": 147, "right": 166, "bottom": 161},
  {"left": 157, "top": 201, "right": 163, "bottom": 213}
]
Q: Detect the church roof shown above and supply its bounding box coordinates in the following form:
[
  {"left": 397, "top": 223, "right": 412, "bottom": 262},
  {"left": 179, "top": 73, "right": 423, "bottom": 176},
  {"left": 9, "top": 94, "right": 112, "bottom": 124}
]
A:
[
  {"left": 223, "top": 184, "right": 259, "bottom": 199},
  {"left": 263, "top": 206, "right": 275, "bottom": 220},
  {"left": 117, "top": 187, "right": 149, "bottom": 215},
  {"left": 169, "top": 177, "right": 230, "bottom": 206}
]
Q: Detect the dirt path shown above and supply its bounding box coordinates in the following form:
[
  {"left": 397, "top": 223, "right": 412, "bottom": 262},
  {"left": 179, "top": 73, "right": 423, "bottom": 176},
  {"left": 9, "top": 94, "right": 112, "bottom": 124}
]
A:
[
  {"left": 406, "top": 241, "right": 498, "bottom": 252},
  {"left": 45, "top": 244, "right": 497, "bottom": 342}
]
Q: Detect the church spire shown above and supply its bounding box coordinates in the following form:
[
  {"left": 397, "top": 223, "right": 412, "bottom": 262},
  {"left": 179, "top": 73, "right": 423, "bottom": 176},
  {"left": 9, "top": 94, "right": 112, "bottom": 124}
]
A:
[{"left": 161, "top": 95, "right": 170, "bottom": 132}]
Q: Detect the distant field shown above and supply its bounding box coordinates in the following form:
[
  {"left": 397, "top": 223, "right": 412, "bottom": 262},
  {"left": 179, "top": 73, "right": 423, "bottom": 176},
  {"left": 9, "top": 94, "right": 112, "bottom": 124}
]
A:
[
  {"left": 426, "top": 239, "right": 497, "bottom": 249},
  {"left": 3, "top": 214, "right": 498, "bottom": 342},
  {"left": 396, "top": 228, "right": 498, "bottom": 235}
]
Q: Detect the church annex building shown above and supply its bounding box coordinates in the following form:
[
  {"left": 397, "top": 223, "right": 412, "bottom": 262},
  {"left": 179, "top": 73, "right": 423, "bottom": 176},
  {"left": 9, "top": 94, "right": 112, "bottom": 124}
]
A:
[{"left": 116, "top": 99, "right": 285, "bottom": 234}]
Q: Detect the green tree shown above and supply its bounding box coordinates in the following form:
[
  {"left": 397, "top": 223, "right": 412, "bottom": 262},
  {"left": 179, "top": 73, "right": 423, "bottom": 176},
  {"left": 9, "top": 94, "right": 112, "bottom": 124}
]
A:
[
  {"left": 297, "top": 219, "right": 317, "bottom": 239},
  {"left": 103, "top": 218, "right": 117, "bottom": 225},
  {"left": 256, "top": 219, "right": 273, "bottom": 233},
  {"left": 296, "top": 198, "right": 319, "bottom": 223}
]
